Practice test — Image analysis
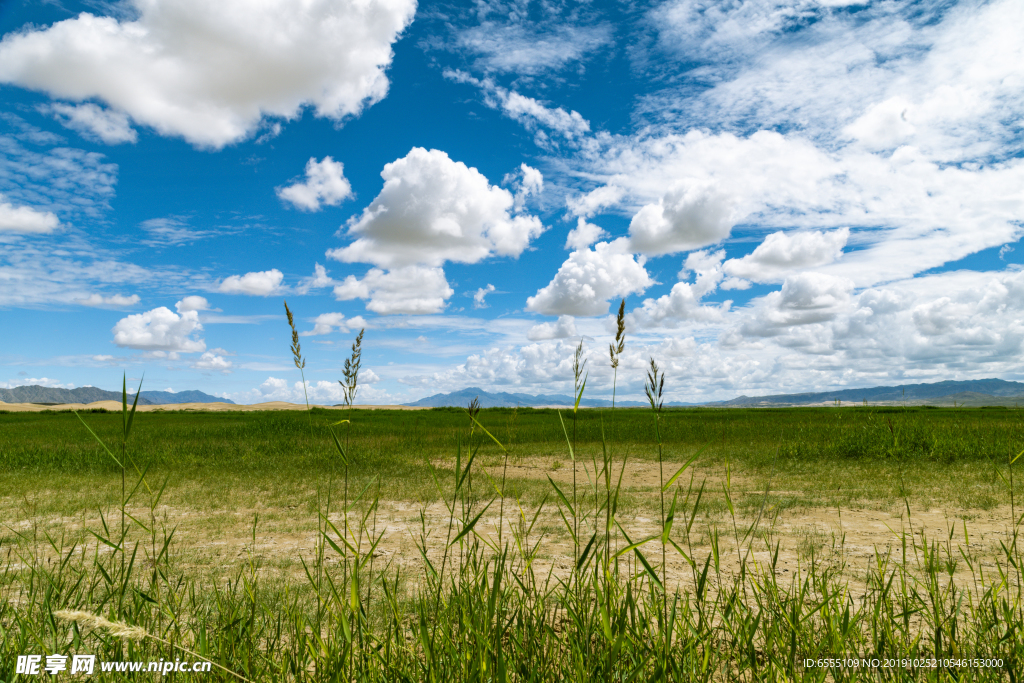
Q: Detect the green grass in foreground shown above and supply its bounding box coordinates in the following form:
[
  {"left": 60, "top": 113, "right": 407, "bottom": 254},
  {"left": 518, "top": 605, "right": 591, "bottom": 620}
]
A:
[{"left": 1, "top": 400, "right": 1023, "bottom": 681}]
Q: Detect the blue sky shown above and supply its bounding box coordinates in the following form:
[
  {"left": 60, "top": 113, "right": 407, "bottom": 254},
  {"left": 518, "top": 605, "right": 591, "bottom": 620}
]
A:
[{"left": 1, "top": 0, "right": 1022, "bottom": 405}]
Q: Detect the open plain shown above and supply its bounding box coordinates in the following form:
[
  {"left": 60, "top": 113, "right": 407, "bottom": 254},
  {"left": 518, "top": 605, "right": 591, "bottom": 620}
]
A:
[{"left": 2, "top": 403, "right": 1023, "bottom": 680}]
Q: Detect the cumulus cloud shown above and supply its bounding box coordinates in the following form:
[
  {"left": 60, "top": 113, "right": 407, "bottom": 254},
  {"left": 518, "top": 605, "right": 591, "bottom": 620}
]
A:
[
  {"left": 401, "top": 339, "right": 595, "bottom": 392},
  {"left": 0, "top": 195, "right": 59, "bottom": 233},
  {"left": 567, "top": 185, "right": 626, "bottom": 219},
  {"left": 509, "top": 163, "right": 543, "bottom": 212},
  {"left": 218, "top": 269, "right": 284, "bottom": 296},
  {"left": 243, "top": 373, "right": 386, "bottom": 405},
  {"left": 473, "top": 284, "right": 496, "bottom": 309},
  {"left": 277, "top": 156, "right": 352, "bottom": 211},
  {"left": 301, "top": 312, "right": 367, "bottom": 336},
  {"left": 0, "top": 0, "right": 417, "bottom": 148},
  {"left": 43, "top": 102, "right": 136, "bottom": 144},
  {"left": 737, "top": 273, "right": 855, "bottom": 338},
  {"left": 329, "top": 148, "right": 544, "bottom": 269},
  {"left": 527, "top": 239, "right": 654, "bottom": 316},
  {"left": 334, "top": 266, "right": 454, "bottom": 315},
  {"left": 112, "top": 306, "right": 205, "bottom": 355},
  {"left": 724, "top": 228, "right": 849, "bottom": 283},
  {"left": 175, "top": 296, "right": 212, "bottom": 313},
  {"left": 77, "top": 293, "right": 140, "bottom": 307},
  {"left": 627, "top": 182, "right": 735, "bottom": 256},
  {"left": 631, "top": 249, "right": 730, "bottom": 327},
  {"left": 191, "top": 351, "right": 232, "bottom": 372},
  {"left": 565, "top": 217, "right": 608, "bottom": 250},
  {"left": 527, "top": 315, "right": 577, "bottom": 341},
  {"left": 296, "top": 263, "right": 334, "bottom": 295}
]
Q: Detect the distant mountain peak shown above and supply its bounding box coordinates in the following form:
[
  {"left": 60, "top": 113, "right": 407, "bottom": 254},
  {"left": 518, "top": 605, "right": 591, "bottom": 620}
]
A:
[
  {"left": 405, "top": 378, "right": 1024, "bottom": 409},
  {"left": 0, "top": 386, "right": 233, "bottom": 405}
]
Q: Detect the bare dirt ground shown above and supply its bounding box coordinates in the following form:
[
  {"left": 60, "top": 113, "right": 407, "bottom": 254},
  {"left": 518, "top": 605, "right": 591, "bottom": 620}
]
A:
[{"left": 5, "top": 457, "right": 1017, "bottom": 599}]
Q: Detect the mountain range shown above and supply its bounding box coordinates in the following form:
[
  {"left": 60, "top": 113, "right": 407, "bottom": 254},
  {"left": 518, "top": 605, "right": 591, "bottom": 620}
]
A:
[
  {"left": 0, "top": 386, "right": 233, "bottom": 405},
  {"left": 405, "top": 387, "right": 648, "bottom": 408},
  {"left": 404, "top": 379, "right": 1024, "bottom": 409}
]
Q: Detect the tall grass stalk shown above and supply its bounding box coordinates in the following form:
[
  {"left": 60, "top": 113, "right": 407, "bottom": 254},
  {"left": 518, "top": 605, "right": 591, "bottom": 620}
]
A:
[
  {"left": 72, "top": 374, "right": 143, "bottom": 608},
  {"left": 338, "top": 329, "right": 363, "bottom": 571},
  {"left": 644, "top": 357, "right": 670, "bottom": 668},
  {"left": 285, "top": 301, "right": 333, "bottom": 642}
]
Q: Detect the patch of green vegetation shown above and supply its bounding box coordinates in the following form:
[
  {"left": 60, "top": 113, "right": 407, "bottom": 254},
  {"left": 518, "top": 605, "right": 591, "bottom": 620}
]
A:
[{"left": 2, "top": 393, "right": 1023, "bottom": 680}]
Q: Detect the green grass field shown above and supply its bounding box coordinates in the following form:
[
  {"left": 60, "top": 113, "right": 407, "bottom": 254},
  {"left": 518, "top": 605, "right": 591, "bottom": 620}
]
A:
[{"left": 2, "top": 403, "right": 1023, "bottom": 680}]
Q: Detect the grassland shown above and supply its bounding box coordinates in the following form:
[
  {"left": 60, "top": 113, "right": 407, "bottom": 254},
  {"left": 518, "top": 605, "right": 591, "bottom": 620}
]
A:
[{"left": 2, "top": 403, "right": 1023, "bottom": 680}]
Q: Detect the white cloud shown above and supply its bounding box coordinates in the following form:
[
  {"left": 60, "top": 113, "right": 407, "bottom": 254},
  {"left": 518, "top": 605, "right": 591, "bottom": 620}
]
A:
[
  {"left": 842, "top": 97, "right": 916, "bottom": 151},
  {"left": 631, "top": 249, "right": 730, "bottom": 327},
  {"left": 1, "top": 377, "right": 75, "bottom": 389},
  {"left": 510, "top": 163, "right": 543, "bottom": 211},
  {"left": 0, "top": 237, "right": 168, "bottom": 307},
  {"left": 1, "top": 111, "right": 65, "bottom": 145},
  {"left": 565, "top": 217, "right": 608, "bottom": 250},
  {"left": 301, "top": 312, "right": 367, "bottom": 336},
  {"left": 735, "top": 272, "right": 855, "bottom": 339},
  {"left": 191, "top": 351, "right": 232, "bottom": 372},
  {"left": 567, "top": 185, "right": 626, "bottom": 219},
  {"left": 527, "top": 315, "right": 577, "bottom": 341},
  {"left": 218, "top": 269, "right": 284, "bottom": 296},
  {"left": 175, "top": 296, "right": 211, "bottom": 313},
  {"left": 642, "top": 0, "right": 1024, "bottom": 162},
  {"left": 277, "top": 156, "right": 352, "bottom": 211},
  {"left": 240, "top": 373, "right": 388, "bottom": 405},
  {"left": 499, "top": 90, "right": 590, "bottom": 141},
  {"left": 0, "top": 0, "right": 417, "bottom": 148},
  {"left": 77, "top": 293, "right": 140, "bottom": 307},
  {"left": 43, "top": 102, "right": 136, "bottom": 144},
  {"left": 296, "top": 263, "right": 334, "bottom": 295},
  {"left": 0, "top": 135, "right": 118, "bottom": 220},
  {"left": 139, "top": 217, "right": 216, "bottom": 246},
  {"left": 473, "top": 284, "right": 495, "bottom": 309},
  {"left": 329, "top": 148, "right": 544, "bottom": 269},
  {"left": 444, "top": 70, "right": 590, "bottom": 143},
  {"left": 571, "top": 126, "right": 1024, "bottom": 289},
  {"left": 527, "top": 239, "right": 654, "bottom": 316},
  {"left": 454, "top": 20, "right": 612, "bottom": 75},
  {"left": 334, "top": 266, "right": 454, "bottom": 315},
  {"left": 112, "top": 306, "right": 205, "bottom": 355},
  {"left": 627, "top": 181, "right": 735, "bottom": 256},
  {"left": 724, "top": 228, "right": 849, "bottom": 283},
  {"left": 0, "top": 195, "right": 59, "bottom": 233},
  {"left": 401, "top": 339, "right": 597, "bottom": 392}
]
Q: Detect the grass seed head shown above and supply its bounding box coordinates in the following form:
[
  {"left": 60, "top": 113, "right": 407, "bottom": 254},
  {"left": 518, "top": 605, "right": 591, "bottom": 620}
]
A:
[
  {"left": 54, "top": 610, "right": 149, "bottom": 641},
  {"left": 340, "top": 328, "right": 364, "bottom": 407},
  {"left": 283, "top": 300, "right": 305, "bottom": 370},
  {"left": 644, "top": 357, "right": 665, "bottom": 413},
  {"left": 573, "top": 340, "right": 587, "bottom": 388},
  {"left": 610, "top": 299, "right": 626, "bottom": 369}
]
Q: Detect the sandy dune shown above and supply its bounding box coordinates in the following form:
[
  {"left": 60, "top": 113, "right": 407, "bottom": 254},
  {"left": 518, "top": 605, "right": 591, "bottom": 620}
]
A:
[{"left": 0, "top": 401, "right": 427, "bottom": 413}]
